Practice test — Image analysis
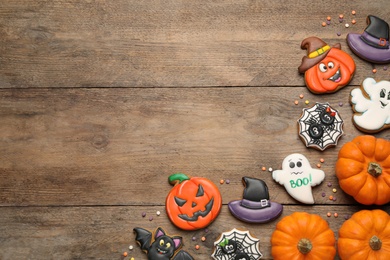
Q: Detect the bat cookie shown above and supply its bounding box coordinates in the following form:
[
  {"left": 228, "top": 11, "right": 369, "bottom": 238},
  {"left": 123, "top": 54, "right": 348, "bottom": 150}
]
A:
[{"left": 133, "top": 227, "right": 194, "bottom": 260}]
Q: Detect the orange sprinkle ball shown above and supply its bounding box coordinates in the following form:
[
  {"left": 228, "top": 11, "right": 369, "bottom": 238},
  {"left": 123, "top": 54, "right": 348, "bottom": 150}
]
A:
[
  {"left": 352, "top": 19, "right": 356, "bottom": 24},
  {"left": 334, "top": 213, "right": 339, "bottom": 218},
  {"left": 294, "top": 100, "right": 299, "bottom": 105},
  {"left": 373, "top": 68, "right": 377, "bottom": 73},
  {"left": 329, "top": 195, "right": 334, "bottom": 200},
  {"left": 321, "top": 22, "right": 327, "bottom": 27},
  {"left": 123, "top": 252, "right": 128, "bottom": 257},
  {"left": 220, "top": 179, "right": 224, "bottom": 184},
  {"left": 262, "top": 166, "right": 266, "bottom": 171},
  {"left": 299, "top": 94, "right": 304, "bottom": 99},
  {"left": 320, "top": 158, "right": 325, "bottom": 163},
  {"left": 316, "top": 163, "right": 321, "bottom": 168},
  {"left": 352, "top": 10, "right": 356, "bottom": 15},
  {"left": 327, "top": 212, "right": 331, "bottom": 217},
  {"left": 195, "top": 245, "right": 200, "bottom": 250},
  {"left": 327, "top": 16, "right": 331, "bottom": 21},
  {"left": 201, "top": 236, "right": 206, "bottom": 242},
  {"left": 339, "top": 14, "right": 344, "bottom": 19}
]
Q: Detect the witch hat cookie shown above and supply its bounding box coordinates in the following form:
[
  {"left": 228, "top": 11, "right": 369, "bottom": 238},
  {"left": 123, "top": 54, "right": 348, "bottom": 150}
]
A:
[
  {"left": 298, "top": 36, "right": 355, "bottom": 94},
  {"left": 347, "top": 15, "right": 390, "bottom": 64},
  {"left": 228, "top": 177, "right": 283, "bottom": 223}
]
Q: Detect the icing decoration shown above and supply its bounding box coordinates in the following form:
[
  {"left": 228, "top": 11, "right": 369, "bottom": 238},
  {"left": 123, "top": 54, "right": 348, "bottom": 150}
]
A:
[
  {"left": 211, "top": 228, "right": 262, "bottom": 260},
  {"left": 350, "top": 78, "right": 390, "bottom": 133},
  {"left": 298, "top": 36, "right": 355, "bottom": 94},
  {"left": 133, "top": 227, "right": 188, "bottom": 260},
  {"left": 298, "top": 102, "right": 344, "bottom": 151},
  {"left": 272, "top": 153, "right": 325, "bottom": 204},
  {"left": 228, "top": 177, "right": 283, "bottom": 223},
  {"left": 165, "top": 173, "right": 222, "bottom": 230},
  {"left": 347, "top": 15, "right": 390, "bottom": 64}
]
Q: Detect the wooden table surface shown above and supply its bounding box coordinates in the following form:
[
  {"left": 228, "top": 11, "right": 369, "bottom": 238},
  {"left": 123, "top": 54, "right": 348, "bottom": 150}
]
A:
[{"left": 1, "top": 1, "right": 389, "bottom": 259}]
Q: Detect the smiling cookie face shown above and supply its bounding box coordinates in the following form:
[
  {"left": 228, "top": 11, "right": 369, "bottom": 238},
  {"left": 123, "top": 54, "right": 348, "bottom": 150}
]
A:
[
  {"left": 304, "top": 48, "right": 355, "bottom": 93},
  {"left": 351, "top": 78, "right": 390, "bottom": 132}
]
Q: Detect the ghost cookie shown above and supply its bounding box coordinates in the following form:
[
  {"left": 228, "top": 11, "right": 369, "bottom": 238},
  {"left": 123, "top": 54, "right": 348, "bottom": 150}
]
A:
[
  {"left": 298, "top": 102, "right": 344, "bottom": 151},
  {"left": 165, "top": 173, "right": 222, "bottom": 230},
  {"left": 272, "top": 153, "right": 325, "bottom": 204},
  {"left": 212, "top": 228, "right": 262, "bottom": 260},
  {"left": 299, "top": 36, "right": 355, "bottom": 94},
  {"left": 228, "top": 177, "right": 283, "bottom": 223},
  {"left": 350, "top": 78, "right": 390, "bottom": 133}
]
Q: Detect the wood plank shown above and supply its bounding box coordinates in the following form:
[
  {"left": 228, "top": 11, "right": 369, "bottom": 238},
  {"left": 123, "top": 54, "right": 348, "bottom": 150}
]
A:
[
  {"left": 1, "top": 87, "right": 389, "bottom": 206},
  {"left": 0, "top": 0, "right": 389, "bottom": 88},
  {"left": 1, "top": 205, "right": 388, "bottom": 259}
]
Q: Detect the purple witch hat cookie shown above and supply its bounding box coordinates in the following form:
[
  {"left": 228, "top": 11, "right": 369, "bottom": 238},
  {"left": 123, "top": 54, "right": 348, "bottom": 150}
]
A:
[
  {"left": 347, "top": 15, "right": 390, "bottom": 64},
  {"left": 228, "top": 177, "right": 283, "bottom": 223}
]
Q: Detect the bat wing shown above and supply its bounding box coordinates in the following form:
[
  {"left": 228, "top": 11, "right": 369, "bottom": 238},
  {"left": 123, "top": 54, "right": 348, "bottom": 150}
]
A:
[
  {"left": 172, "top": 250, "right": 194, "bottom": 260},
  {"left": 133, "top": 227, "right": 152, "bottom": 252}
]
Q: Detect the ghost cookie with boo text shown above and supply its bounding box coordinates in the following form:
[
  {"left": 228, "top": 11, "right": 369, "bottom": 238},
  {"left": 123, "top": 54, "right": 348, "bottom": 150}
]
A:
[{"left": 272, "top": 153, "right": 325, "bottom": 204}]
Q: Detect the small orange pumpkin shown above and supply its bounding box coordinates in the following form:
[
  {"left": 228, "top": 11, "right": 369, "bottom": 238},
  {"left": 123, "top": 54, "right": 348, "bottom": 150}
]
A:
[
  {"left": 338, "top": 209, "right": 390, "bottom": 260},
  {"left": 335, "top": 135, "right": 390, "bottom": 205},
  {"left": 271, "top": 212, "right": 336, "bottom": 260},
  {"left": 165, "top": 173, "right": 222, "bottom": 230},
  {"left": 304, "top": 48, "right": 355, "bottom": 93}
]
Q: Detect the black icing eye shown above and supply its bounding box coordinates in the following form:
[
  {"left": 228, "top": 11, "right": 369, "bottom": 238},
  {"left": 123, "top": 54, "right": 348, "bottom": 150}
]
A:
[
  {"left": 327, "top": 61, "right": 334, "bottom": 69},
  {"left": 297, "top": 161, "right": 302, "bottom": 167},
  {"left": 380, "top": 88, "right": 386, "bottom": 98},
  {"left": 289, "top": 162, "right": 295, "bottom": 168},
  {"left": 388, "top": 91, "right": 390, "bottom": 100},
  {"left": 196, "top": 184, "right": 204, "bottom": 197},
  {"left": 174, "top": 197, "right": 186, "bottom": 207}
]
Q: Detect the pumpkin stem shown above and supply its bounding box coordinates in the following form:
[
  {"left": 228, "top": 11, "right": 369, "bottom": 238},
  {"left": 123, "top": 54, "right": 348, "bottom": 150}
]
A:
[
  {"left": 168, "top": 173, "right": 190, "bottom": 185},
  {"left": 367, "top": 162, "right": 382, "bottom": 177},
  {"left": 369, "top": 235, "right": 382, "bottom": 251},
  {"left": 297, "top": 238, "right": 312, "bottom": 254}
]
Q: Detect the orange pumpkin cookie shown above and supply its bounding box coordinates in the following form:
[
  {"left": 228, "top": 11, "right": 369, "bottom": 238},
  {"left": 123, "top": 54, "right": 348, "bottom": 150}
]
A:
[
  {"left": 165, "top": 173, "right": 222, "bottom": 230},
  {"left": 298, "top": 36, "right": 355, "bottom": 94},
  {"left": 335, "top": 135, "right": 390, "bottom": 205}
]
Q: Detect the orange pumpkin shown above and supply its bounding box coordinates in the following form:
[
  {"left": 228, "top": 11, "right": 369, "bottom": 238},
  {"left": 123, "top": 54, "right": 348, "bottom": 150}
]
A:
[
  {"left": 304, "top": 48, "right": 355, "bottom": 93},
  {"left": 165, "top": 173, "right": 222, "bottom": 230},
  {"left": 338, "top": 209, "right": 390, "bottom": 259},
  {"left": 271, "top": 212, "right": 336, "bottom": 260},
  {"left": 335, "top": 135, "right": 390, "bottom": 205}
]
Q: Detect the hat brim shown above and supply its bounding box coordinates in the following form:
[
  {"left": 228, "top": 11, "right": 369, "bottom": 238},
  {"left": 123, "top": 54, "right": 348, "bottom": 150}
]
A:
[
  {"left": 347, "top": 33, "right": 390, "bottom": 64},
  {"left": 298, "top": 43, "right": 342, "bottom": 73},
  {"left": 228, "top": 200, "right": 283, "bottom": 223}
]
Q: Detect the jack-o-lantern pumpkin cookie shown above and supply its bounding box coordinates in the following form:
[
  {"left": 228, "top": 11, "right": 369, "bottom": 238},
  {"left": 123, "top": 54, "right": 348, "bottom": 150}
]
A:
[
  {"left": 212, "top": 228, "right": 262, "bottom": 260},
  {"left": 298, "top": 36, "right": 355, "bottom": 94},
  {"left": 228, "top": 177, "right": 283, "bottom": 223},
  {"left": 165, "top": 173, "right": 222, "bottom": 230},
  {"left": 298, "top": 102, "right": 344, "bottom": 151},
  {"left": 350, "top": 78, "right": 390, "bottom": 133}
]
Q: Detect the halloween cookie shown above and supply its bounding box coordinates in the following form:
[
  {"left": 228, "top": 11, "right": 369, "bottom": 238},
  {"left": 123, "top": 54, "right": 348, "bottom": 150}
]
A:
[
  {"left": 133, "top": 227, "right": 185, "bottom": 260},
  {"left": 350, "top": 78, "right": 390, "bottom": 133},
  {"left": 347, "top": 15, "right": 390, "bottom": 64},
  {"left": 298, "top": 36, "right": 355, "bottom": 94},
  {"left": 297, "top": 102, "right": 344, "bottom": 151},
  {"left": 272, "top": 153, "right": 325, "bottom": 204},
  {"left": 212, "top": 228, "right": 262, "bottom": 260},
  {"left": 228, "top": 177, "right": 283, "bottom": 223},
  {"left": 165, "top": 173, "right": 222, "bottom": 231}
]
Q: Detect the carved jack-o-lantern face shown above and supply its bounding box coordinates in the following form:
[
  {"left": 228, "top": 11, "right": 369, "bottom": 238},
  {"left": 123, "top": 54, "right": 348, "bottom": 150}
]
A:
[
  {"left": 166, "top": 173, "right": 222, "bottom": 230},
  {"left": 304, "top": 48, "right": 355, "bottom": 94}
]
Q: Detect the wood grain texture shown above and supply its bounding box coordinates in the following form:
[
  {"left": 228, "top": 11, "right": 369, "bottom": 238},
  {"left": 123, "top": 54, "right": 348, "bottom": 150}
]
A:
[
  {"left": 0, "top": 0, "right": 389, "bottom": 88},
  {"left": 1, "top": 0, "right": 390, "bottom": 259}
]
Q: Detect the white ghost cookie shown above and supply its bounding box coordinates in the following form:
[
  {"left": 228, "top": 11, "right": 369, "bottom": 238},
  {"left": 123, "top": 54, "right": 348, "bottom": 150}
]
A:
[
  {"left": 351, "top": 78, "right": 390, "bottom": 133},
  {"left": 272, "top": 153, "right": 325, "bottom": 204}
]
